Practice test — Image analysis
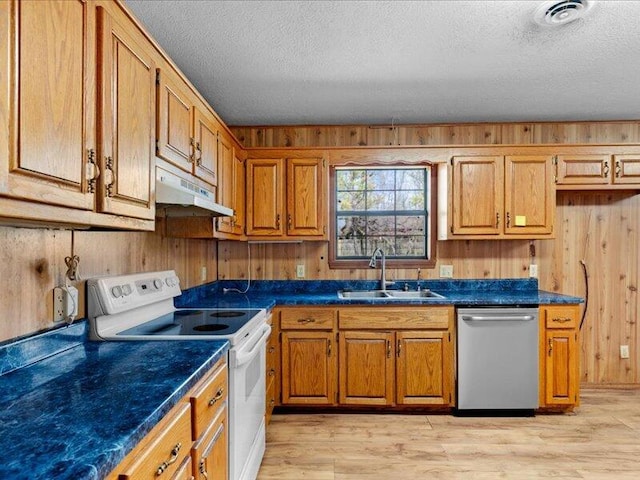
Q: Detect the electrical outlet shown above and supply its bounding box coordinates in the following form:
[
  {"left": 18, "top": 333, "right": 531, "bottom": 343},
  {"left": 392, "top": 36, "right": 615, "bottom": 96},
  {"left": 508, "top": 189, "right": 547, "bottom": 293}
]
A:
[
  {"left": 439, "top": 265, "right": 453, "bottom": 278},
  {"left": 296, "top": 264, "right": 305, "bottom": 279},
  {"left": 529, "top": 264, "right": 538, "bottom": 278},
  {"left": 53, "top": 285, "right": 79, "bottom": 322},
  {"left": 200, "top": 266, "right": 207, "bottom": 282},
  {"left": 620, "top": 345, "right": 630, "bottom": 359}
]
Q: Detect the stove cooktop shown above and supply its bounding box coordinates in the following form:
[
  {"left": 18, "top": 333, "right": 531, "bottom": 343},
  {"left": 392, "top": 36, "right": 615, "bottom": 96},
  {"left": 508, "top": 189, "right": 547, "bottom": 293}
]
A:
[{"left": 118, "top": 308, "right": 264, "bottom": 337}]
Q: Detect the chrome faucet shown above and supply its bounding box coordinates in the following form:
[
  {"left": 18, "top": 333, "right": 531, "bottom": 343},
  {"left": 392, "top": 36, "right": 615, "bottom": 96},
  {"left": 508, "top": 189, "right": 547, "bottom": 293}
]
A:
[{"left": 368, "top": 248, "right": 394, "bottom": 291}]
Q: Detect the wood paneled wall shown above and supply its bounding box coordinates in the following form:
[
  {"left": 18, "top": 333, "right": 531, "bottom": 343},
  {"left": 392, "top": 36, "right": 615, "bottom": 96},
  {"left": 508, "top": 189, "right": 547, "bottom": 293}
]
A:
[
  {"left": 231, "top": 121, "right": 640, "bottom": 148},
  {"left": 0, "top": 220, "right": 217, "bottom": 343},
  {"left": 227, "top": 120, "right": 640, "bottom": 386}
]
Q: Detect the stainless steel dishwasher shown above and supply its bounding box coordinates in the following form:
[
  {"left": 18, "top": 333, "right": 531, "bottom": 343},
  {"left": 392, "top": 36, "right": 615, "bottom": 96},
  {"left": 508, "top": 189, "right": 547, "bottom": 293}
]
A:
[{"left": 457, "top": 307, "right": 539, "bottom": 411}]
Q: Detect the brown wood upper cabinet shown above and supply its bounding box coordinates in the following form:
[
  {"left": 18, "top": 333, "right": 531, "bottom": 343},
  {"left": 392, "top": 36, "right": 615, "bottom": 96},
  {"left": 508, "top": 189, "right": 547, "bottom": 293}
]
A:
[
  {"left": 97, "top": 6, "right": 156, "bottom": 220},
  {"left": 555, "top": 154, "right": 640, "bottom": 189},
  {"left": 246, "top": 157, "right": 328, "bottom": 239},
  {"left": 1, "top": 0, "right": 96, "bottom": 211},
  {"left": 157, "top": 69, "right": 219, "bottom": 187},
  {"left": 450, "top": 155, "right": 555, "bottom": 239},
  {"left": 216, "top": 134, "right": 245, "bottom": 238},
  {"left": 0, "top": 0, "right": 156, "bottom": 229}
]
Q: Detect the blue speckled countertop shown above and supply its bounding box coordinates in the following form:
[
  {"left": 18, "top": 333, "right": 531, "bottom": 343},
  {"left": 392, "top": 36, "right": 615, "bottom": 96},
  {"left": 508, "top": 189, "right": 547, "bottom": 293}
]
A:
[
  {"left": 0, "top": 322, "right": 228, "bottom": 480},
  {"left": 176, "top": 278, "right": 583, "bottom": 310}
]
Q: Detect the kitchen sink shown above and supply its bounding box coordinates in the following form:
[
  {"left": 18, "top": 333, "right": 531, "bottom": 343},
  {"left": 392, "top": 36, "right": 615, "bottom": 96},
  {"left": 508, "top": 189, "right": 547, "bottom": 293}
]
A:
[{"left": 337, "top": 289, "right": 445, "bottom": 300}]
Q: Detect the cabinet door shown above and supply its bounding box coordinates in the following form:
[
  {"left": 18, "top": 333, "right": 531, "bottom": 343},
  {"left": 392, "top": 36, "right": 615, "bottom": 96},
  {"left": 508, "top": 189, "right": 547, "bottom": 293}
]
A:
[
  {"left": 338, "top": 331, "right": 394, "bottom": 406},
  {"left": 555, "top": 154, "right": 611, "bottom": 185},
  {"left": 396, "top": 331, "right": 453, "bottom": 406},
  {"left": 215, "top": 136, "right": 235, "bottom": 235},
  {"left": 97, "top": 7, "right": 155, "bottom": 220},
  {"left": 451, "top": 156, "right": 502, "bottom": 235},
  {"left": 281, "top": 331, "right": 336, "bottom": 405},
  {"left": 231, "top": 151, "right": 246, "bottom": 236},
  {"left": 157, "top": 69, "right": 194, "bottom": 172},
  {"left": 1, "top": 0, "right": 96, "bottom": 210},
  {"left": 193, "top": 108, "right": 218, "bottom": 186},
  {"left": 286, "top": 157, "right": 326, "bottom": 237},
  {"left": 613, "top": 154, "right": 640, "bottom": 185},
  {"left": 246, "top": 158, "right": 285, "bottom": 236},
  {"left": 504, "top": 155, "right": 554, "bottom": 235},
  {"left": 192, "top": 409, "right": 227, "bottom": 480},
  {"left": 545, "top": 329, "right": 578, "bottom": 406}
]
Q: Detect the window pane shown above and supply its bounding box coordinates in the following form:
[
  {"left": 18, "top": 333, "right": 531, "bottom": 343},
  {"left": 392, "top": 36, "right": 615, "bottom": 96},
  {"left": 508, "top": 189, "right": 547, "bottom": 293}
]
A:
[
  {"left": 395, "top": 236, "right": 426, "bottom": 256},
  {"left": 396, "top": 191, "right": 425, "bottom": 210},
  {"left": 396, "top": 170, "right": 424, "bottom": 190},
  {"left": 337, "top": 192, "right": 365, "bottom": 211},
  {"left": 367, "top": 170, "right": 395, "bottom": 190},
  {"left": 368, "top": 237, "right": 396, "bottom": 256},
  {"left": 337, "top": 216, "right": 366, "bottom": 239},
  {"left": 367, "top": 216, "right": 396, "bottom": 236},
  {"left": 338, "top": 237, "right": 367, "bottom": 257},
  {"left": 337, "top": 170, "right": 366, "bottom": 191},
  {"left": 367, "top": 191, "right": 395, "bottom": 211},
  {"left": 396, "top": 215, "right": 425, "bottom": 235}
]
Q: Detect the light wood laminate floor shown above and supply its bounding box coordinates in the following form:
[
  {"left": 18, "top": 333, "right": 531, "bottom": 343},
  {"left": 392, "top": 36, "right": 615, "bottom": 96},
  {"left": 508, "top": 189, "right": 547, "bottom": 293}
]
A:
[{"left": 258, "top": 389, "right": 640, "bottom": 479}]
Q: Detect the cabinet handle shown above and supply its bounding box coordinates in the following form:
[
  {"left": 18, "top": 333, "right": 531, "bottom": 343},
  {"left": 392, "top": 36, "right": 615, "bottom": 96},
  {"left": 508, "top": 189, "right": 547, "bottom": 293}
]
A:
[
  {"left": 397, "top": 339, "right": 401, "bottom": 357},
  {"left": 156, "top": 442, "right": 182, "bottom": 476},
  {"left": 506, "top": 212, "right": 511, "bottom": 228},
  {"left": 189, "top": 137, "right": 195, "bottom": 163},
  {"left": 297, "top": 317, "right": 316, "bottom": 324},
  {"left": 615, "top": 160, "right": 621, "bottom": 178},
  {"left": 276, "top": 213, "right": 281, "bottom": 228},
  {"left": 195, "top": 141, "right": 202, "bottom": 164},
  {"left": 288, "top": 214, "right": 292, "bottom": 228},
  {"left": 104, "top": 156, "right": 115, "bottom": 197},
  {"left": 387, "top": 339, "right": 391, "bottom": 358},
  {"left": 496, "top": 212, "right": 500, "bottom": 228},
  {"left": 268, "top": 368, "right": 275, "bottom": 377},
  {"left": 269, "top": 398, "right": 275, "bottom": 407},
  {"left": 548, "top": 339, "right": 553, "bottom": 357},
  {"left": 86, "top": 149, "right": 99, "bottom": 193},
  {"left": 603, "top": 161, "right": 610, "bottom": 177},
  {"left": 327, "top": 339, "right": 332, "bottom": 357},
  {"left": 552, "top": 317, "right": 572, "bottom": 323},
  {"left": 268, "top": 346, "right": 275, "bottom": 353},
  {"left": 208, "top": 387, "right": 224, "bottom": 407}
]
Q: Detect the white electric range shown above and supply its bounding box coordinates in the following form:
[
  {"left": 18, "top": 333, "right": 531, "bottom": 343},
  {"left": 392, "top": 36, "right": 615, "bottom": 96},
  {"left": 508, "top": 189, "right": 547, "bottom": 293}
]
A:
[{"left": 87, "top": 270, "right": 269, "bottom": 480}]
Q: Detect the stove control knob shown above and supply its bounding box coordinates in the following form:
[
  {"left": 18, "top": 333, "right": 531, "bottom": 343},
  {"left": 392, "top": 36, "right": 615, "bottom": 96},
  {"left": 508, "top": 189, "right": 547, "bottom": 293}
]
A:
[
  {"left": 121, "top": 284, "right": 132, "bottom": 296},
  {"left": 111, "top": 286, "right": 122, "bottom": 298},
  {"left": 166, "top": 276, "right": 179, "bottom": 287},
  {"left": 153, "top": 279, "right": 163, "bottom": 290}
]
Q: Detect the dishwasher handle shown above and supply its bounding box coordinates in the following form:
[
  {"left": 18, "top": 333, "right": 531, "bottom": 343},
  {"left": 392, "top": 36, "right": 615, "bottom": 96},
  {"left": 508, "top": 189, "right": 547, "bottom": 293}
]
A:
[{"left": 461, "top": 315, "right": 535, "bottom": 322}]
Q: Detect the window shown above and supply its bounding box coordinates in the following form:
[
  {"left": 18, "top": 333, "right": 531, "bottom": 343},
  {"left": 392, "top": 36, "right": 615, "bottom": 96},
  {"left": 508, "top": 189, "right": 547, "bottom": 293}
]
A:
[{"left": 329, "top": 164, "right": 436, "bottom": 268}]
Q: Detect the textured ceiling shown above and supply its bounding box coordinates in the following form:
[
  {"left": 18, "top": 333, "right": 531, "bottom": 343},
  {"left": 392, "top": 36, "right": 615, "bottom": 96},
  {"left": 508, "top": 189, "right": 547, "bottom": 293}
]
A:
[{"left": 125, "top": 0, "right": 640, "bottom": 126}]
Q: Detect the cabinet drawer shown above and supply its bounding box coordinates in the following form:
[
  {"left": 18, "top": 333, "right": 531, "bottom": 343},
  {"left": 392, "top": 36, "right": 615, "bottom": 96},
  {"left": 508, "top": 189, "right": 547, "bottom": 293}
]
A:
[
  {"left": 339, "top": 307, "right": 453, "bottom": 330},
  {"left": 117, "top": 403, "right": 192, "bottom": 480},
  {"left": 188, "top": 358, "right": 228, "bottom": 440},
  {"left": 544, "top": 305, "right": 579, "bottom": 329},
  {"left": 191, "top": 407, "right": 227, "bottom": 480},
  {"left": 280, "top": 308, "right": 337, "bottom": 330}
]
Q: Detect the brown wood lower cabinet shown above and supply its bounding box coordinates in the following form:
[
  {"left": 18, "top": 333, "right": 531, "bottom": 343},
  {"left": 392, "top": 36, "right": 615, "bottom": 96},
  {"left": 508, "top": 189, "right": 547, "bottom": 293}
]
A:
[
  {"left": 539, "top": 305, "right": 580, "bottom": 410},
  {"left": 107, "top": 356, "right": 227, "bottom": 480},
  {"left": 277, "top": 306, "right": 455, "bottom": 409}
]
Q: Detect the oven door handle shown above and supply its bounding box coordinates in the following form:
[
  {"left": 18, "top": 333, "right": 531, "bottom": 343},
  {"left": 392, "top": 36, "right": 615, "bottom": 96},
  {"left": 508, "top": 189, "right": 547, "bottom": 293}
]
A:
[{"left": 231, "top": 323, "right": 271, "bottom": 368}]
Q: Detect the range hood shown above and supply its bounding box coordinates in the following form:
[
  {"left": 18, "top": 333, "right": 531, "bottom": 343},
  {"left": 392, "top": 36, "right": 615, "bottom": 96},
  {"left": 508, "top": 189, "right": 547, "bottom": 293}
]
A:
[{"left": 155, "top": 167, "right": 233, "bottom": 217}]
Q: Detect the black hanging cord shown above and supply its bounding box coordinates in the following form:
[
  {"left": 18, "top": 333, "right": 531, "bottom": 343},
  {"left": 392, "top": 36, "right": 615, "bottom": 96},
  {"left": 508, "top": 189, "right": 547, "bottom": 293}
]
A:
[{"left": 579, "top": 260, "right": 588, "bottom": 330}]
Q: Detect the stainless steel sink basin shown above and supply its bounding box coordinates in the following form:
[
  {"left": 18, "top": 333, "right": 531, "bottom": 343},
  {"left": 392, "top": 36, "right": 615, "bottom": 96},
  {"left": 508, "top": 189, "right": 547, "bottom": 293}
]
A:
[
  {"left": 337, "top": 289, "right": 445, "bottom": 300},
  {"left": 337, "top": 290, "right": 390, "bottom": 299},
  {"left": 385, "top": 290, "right": 445, "bottom": 299}
]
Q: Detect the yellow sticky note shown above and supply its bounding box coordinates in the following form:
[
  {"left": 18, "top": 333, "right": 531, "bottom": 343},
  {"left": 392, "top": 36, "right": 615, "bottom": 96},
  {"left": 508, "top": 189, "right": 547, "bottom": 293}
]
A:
[{"left": 515, "top": 215, "right": 527, "bottom": 226}]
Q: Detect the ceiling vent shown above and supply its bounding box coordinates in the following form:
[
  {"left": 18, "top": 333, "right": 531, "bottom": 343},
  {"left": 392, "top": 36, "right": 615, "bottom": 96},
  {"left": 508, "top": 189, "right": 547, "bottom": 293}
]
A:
[{"left": 534, "top": 0, "right": 595, "bottom": 26}]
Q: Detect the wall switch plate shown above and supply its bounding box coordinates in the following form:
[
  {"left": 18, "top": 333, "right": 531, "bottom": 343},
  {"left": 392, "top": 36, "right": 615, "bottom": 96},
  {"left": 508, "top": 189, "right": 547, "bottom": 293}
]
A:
[
  {"left": 439, "top": 265, "right": 453, "bottom": 278},
  {"left": 620, "top": 345, "right": 630, "bottom": 359},
  {"left": 296, "top": 264, "right": 305, "bottom": 278},
  {"left": 529, "top": 264, "right": 538, "bottom": 278}
]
